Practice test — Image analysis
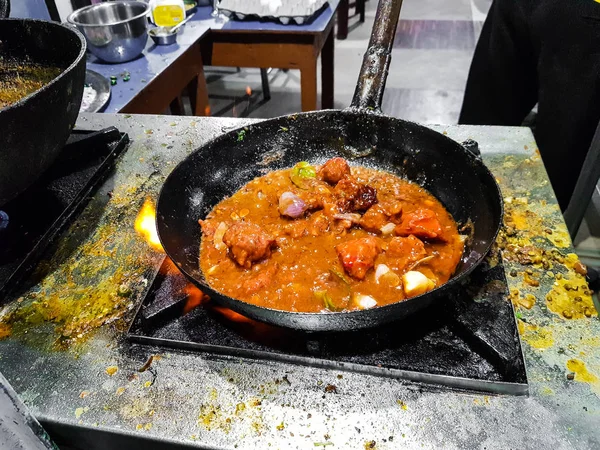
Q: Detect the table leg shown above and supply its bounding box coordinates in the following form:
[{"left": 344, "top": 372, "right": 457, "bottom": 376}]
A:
[
  {"left": 188, "top": 65, "right": 211, "bottom": 116},
  {"left": 337, "top": 0, "right": 349, "bottom": 40},
  {"left": 300, "top": 60, "right": 318, "bottom": 112},
  {"left": 170, "top": 95, "right": 185, "bottom": 115},
  {"left": 321, "top": 30, "right": 334, "bottom": 109},
  {"left": 358, "top": 0, "right": 365, "bottom": 22},
  {"left": 260, "top": 68, "right": 271, "bottom": 101}
]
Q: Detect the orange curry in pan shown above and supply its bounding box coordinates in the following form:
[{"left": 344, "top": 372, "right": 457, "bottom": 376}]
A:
[{"left": 199, "top": 158, "right": 465, "bottom": 313}]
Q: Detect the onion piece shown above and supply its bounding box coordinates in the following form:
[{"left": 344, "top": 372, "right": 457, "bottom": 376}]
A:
[
  {"left": 213, "top": 222, "right": 228, "bottom": 250},
  {"left": 402, "top": 271, "right": 435, "bottom": 297},
  {"left": 380, "top": 222, "right": 396, "bottom": 235},
  {"left": 278, "top": 191, "right": 307, "bottom": 218},
  {"left": 375, "top": 264, "right": 391, "bottom": 282},
  {"left": 375, "top": 264, "right": 400, "bottom": 287},
  {"left": 352, "top": 293, "right": 377, "bottom": 310},
  {"left": 332, "top": 213, "right": 362, "bottom": 223}
]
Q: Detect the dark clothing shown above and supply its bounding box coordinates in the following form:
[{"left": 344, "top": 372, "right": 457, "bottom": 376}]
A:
[{"left": 460, "top": 0, "right": 600, "bottom": 210}]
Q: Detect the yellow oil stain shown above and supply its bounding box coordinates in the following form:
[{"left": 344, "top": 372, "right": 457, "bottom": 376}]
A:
[
  {"left": 518, "top": 321, "right": 554, "bottom": 349},
  {"left": 0, "top": 323, "right": 11, "bottom": 339},
  {"left": 116, "top": 387, "right": 126, "bottom": 396},
  {"left": 511, "top": 289, "right": 536, "bottom": 309},
  {"left": 120, "top": 397, "right": 153, "bottom": 420},
  {"left": 106, "top": 366, "right": 118, "bottom": 376},
  {"left": 396, "top": 400, "right": 408, "bottom": 410},
  {"left": 540, "top": 386, "right": 554, "bottom": 396},
  {"left": 567, "top": 359, "right": 599, "bottom": 385},
  {"left": 545, "top": 272, "right": 596, "bottom": 320},
  {"left": 508, "top": 209, "right": 535, "bottom": 231},
  {"left": 198, "top": 403, "right": 227, "bottom": 432},
  {"left": 566, "top": 359, "right": 600, "bottom": 396},
  {"left": 144, "top": 381, "right": 152, "bottom": 388},
  {"left": 579, "top": 336, "right": 600, "bottom": 348},
  {"left": 197, "top": 396, "right": 264, "bottom": 435},
  {"left": 75, "top": 407, "right": 89, "bottom": 419},
  {"left": 547, "top": 230, "right": 571, "bottom": 249}
]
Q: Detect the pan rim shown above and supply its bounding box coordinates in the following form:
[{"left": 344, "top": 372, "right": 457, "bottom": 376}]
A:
[
  {"left": 0, "top": 18, "right": 87, "bottom": 113},
  {"left": 157, "top": 110, "right": 504, "bottom": 330}
]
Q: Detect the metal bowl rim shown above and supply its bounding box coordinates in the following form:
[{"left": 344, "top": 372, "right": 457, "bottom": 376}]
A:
[
  {"left": 0, "top": 18, "right": 87, "bottom": 114},
  {"left": 149, "top": 27, "right": 179, "bottom": 37},
  {"left": 67, "top": 1, "right": 150, "bottom": 28}
]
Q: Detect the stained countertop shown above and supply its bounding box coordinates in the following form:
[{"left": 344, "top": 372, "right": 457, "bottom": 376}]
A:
[{"left": 0, "top": 113, "right": 599, "bottom": 449}]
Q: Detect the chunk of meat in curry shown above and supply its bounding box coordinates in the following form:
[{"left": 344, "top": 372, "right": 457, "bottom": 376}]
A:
[
  {"left": 318, "top": 157, "right": 351, "bottom": 185},
  {"left": 335, "top": 236, "right": 382, "bottom": 280},
  {"left": 199, "top": 159, "right": 464, "bottom": 313},
  {"left": 222, "top": 222, "right": 276, "bottom": 268}
]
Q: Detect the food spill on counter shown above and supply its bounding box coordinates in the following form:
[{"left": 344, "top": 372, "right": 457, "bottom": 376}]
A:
[
  {"left": 74, "top": 406, "right": 89, "bottom": 419},
  {"left": 490, "top": 152, "right": 597, "bottom": 321},
  {"left": 487, "top": 150, "right": 600, "bottom": 392},
  {"left": 197, "top": 392, "right": 264, "bottom": 435},
  {"left": 566, "top": 359, "right": 600, "bottom": 395},
  {"left": 517, "top": 321, "right": 554, "bottom": 349},
  {"left": 0, "top": 175, "right": 165, "bottom": 348}
]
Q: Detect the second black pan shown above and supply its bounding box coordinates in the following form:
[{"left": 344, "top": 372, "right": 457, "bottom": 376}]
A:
[
  {"left": 156, "top": 0, "right": 503, "bottom": 332},
  {"left": 0, "top": 0, "right": 86, "bottom": 206}
]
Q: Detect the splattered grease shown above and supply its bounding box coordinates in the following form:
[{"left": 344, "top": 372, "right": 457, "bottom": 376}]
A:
[
  {"left": 492, "top": 152, "right": 597, "bottom": 321},
  {"left": 0, "top": 195, "right": 155, "bottom": 349}
]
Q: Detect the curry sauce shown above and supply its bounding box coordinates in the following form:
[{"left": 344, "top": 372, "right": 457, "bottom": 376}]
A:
[
  {"left": 199, "top": 159, "right": 464, "bottom": 313},
  {"left": 0, "top": 61, "right": 61, "bottom": 108}
]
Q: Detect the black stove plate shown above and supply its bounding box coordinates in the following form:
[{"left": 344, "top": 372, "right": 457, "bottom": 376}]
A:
[
  {"left": 0, "top": 128, "right": 129, "bottom": 299},
  {"left": 129, "top": 254, "right": 528, "bottom": 395}
]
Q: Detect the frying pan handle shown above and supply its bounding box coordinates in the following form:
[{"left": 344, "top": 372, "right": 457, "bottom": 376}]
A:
[
  {"left": 0, "top": 0, "right": 10, "bottom": 19},
  {"left": 350, "top": 0, "right": 404, "bottom": 112}
]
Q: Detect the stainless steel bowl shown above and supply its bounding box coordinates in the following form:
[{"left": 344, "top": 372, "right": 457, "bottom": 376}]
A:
[
  {"left": 149, "top": 27, "right": 178, "bottom": 46},
  {"left": 67, "top": 1, "right": 149, "bottom": 63}
]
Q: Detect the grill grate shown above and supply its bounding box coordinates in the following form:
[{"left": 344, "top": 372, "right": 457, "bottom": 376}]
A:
[{"left": 129, "top": 253, "right": 528, "bottom": 395}]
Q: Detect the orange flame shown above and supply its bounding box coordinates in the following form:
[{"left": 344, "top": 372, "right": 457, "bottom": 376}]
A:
[
  {"left": 245, "top": 86, "right": 252, "bottom": 96},
  {"left": 183, "top": 284, "right": 209, "bottom": 314},
  {"left": 212, "top": 306, "right": 254, "bottom": 324},
  {"left": 134, "top": 198, "right": 164, "bottom": 252}
]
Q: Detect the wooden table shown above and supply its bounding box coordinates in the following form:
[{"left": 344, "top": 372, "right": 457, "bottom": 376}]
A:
[
  {"left": 86, "top": 15, "right": 219, "bottom": 115},
  {"left": 199, "top": 2, "right": 339, "bottom": 112},
  {"left": 337, "top": 0, "right": 366, "bottom": 39}
]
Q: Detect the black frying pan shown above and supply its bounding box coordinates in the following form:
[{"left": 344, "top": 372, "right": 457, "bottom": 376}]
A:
[
  {"left": 0, "top": 0, "right": 86, "bottom": 206},
  {"left": 156, "top": 0, "right": 504, "bottom": 332}
]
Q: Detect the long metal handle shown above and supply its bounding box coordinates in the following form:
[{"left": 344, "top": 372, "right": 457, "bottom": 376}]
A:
[
  {"left": 350, "top": 0, "right": 404, "bottom": 111},
  {"left": 0, "top": 0, "right": 10, "bottom": 19}
]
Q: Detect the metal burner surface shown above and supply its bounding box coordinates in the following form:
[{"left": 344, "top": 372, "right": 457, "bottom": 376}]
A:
[
  {"left": 129, "top": 253, "right": 528, "bottom": 395},
  {"left": 0, "top": 128, "right": 129, "bottom": 300}
]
